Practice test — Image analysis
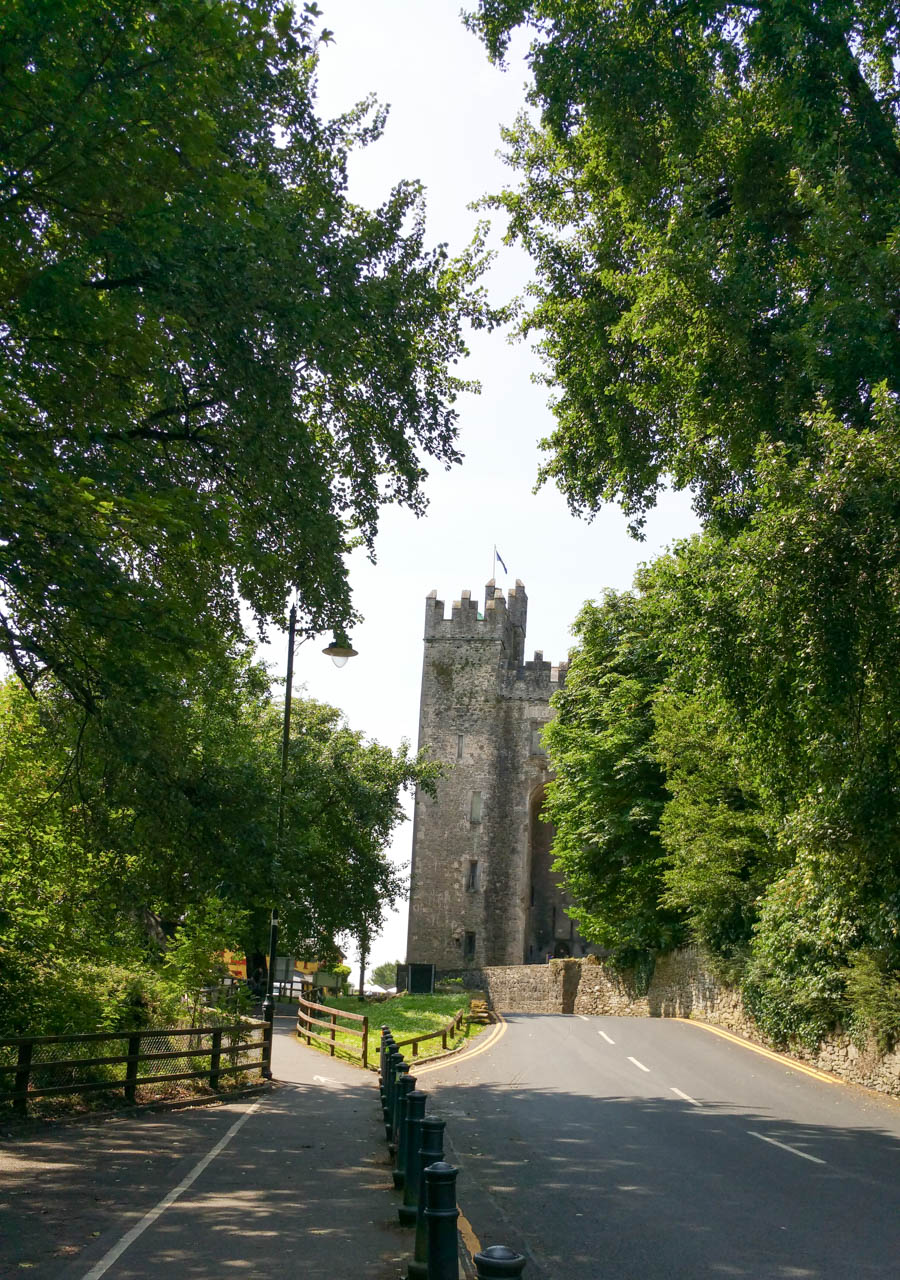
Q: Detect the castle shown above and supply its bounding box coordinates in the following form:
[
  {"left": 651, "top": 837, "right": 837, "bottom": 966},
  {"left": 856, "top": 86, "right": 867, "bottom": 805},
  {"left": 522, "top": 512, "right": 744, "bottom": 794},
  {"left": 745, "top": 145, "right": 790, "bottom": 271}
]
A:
[{"left": 406, "top": 579, "right": 593, "bottom": 973}]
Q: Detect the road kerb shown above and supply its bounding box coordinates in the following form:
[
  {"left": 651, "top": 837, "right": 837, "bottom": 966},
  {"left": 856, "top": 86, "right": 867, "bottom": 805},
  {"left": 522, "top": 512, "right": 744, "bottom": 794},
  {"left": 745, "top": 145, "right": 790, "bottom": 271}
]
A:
[
  {"left": 675, "top": 1018, "right": 842, "bottom": 1085},
  {"left": 414, "top": 1012, "right": 507, "bottom": 1077}
]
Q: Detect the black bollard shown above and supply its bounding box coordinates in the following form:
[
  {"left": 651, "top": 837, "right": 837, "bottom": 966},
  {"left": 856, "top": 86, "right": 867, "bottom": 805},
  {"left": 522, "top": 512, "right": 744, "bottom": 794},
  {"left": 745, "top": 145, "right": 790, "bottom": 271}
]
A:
[
  {"left": 380, "top": 1034, "right": 395, "bottom": 1115},
  {"left": 379, "top": 1026, "right": 392, "bottom": 1083},
  {"left": 385, "top": 1050, "right": 404, "bottom": 1140},
  {"left": 424, "top": 1161, "right": 459, "bottom": 1280},
  {"left": 399, "top": 1089, "right": 427, "bottom": 1223},
  {"left": 407, "top": 1116, "right": 445, "bottom": 1280},
  {"left": 474, "top": 1245, "right": 528, "bottom": 1278},
  {"left": 382, "top": 1047, "right": 397, "bottom": 1130},
  {"left": 390, "top": 1060, "right": 410, "bottom": 1154},
  {"left": 392, "top": 1072, "right": 416, "bottom": 1187}
]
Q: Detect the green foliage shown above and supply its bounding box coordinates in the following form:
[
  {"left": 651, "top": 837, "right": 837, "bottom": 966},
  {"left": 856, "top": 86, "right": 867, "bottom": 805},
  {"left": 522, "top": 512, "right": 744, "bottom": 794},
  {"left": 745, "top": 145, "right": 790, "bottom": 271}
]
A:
[
  {"left": 469, "top": 1, "right": 900, "bottom": 528},
  {"left": 163, "top": 898, "right": 248, "bottom": 1022},
  {"left": 845, "top": 951, "right": 900, "bottom": 1054},
  {"left": 654, "top": 694, "right": 776, "bottom": 965},
  {"left": 371, "top": 960, "right": 399, "bottom": 988},
  {"left": 0, "top": 961, "right": 184, "bottom": 1041},
  {"left": 742, "top": 854, "right": 862, "bottom": 1050},
  {"left": 543, "top": 591, "right": 685, "bottom": 962},
  {"left": 541, "top": 415, "right": 900, "bottom": 1047},
  {"left": 466, "top": 3, "right": 900, "bottom": 1052},
  {"left": 1, "top": 0, "right": 494, "bottom": 711},
  {"left": 0, "top": 661, "right": 436, "bottom": 1036}
]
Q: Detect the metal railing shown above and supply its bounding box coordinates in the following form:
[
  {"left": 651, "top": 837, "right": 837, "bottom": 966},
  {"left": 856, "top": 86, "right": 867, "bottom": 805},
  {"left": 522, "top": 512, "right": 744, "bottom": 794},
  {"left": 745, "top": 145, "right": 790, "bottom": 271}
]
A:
[{"left": 0, "top": 1019, "right": 270, "bottom": 1116}]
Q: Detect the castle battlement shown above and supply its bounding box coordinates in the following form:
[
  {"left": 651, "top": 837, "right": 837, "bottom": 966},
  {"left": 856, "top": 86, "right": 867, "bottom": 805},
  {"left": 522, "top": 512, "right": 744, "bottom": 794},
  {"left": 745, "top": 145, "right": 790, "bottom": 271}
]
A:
[{"left": 424, "top": 581, "right": 565, "bottom": 688}]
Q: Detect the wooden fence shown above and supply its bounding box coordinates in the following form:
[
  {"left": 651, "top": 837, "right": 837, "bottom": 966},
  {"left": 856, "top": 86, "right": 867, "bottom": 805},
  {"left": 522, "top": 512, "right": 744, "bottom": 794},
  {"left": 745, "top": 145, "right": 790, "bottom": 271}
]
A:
[
  {"left": 391, "top": 1008, "right": 465, "bottom": 1058},
  {"left": 296, "top": 996, "right": 368, "bottom": 1065},
  {"left": 0, "top": 1019, "right": 270, "bottom": 1116}
]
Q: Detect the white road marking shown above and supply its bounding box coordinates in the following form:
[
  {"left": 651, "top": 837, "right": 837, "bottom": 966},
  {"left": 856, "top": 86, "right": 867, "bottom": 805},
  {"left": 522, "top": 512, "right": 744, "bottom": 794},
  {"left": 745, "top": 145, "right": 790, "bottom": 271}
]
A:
[
  {"left": 748, "top": 1130, "right": 826, "bottom": 1165},
  {"left": 598, "top": 1030, "right": 615, "bottom": 1045},
  {"left": 670, "top": 1086, "right": 701, "bottom": 1106},
  {"left": 313, "top": 1074, "right": 344, "bottom": 1087},
  {"left": 577, "top": 1015, "right": 590, "bottom": 1021},
  {"left": 627, "top": 1056, "right": 651, "bottom": 1073},
  {"left": 80, "top": 1101, "right": 261, "bottom": 1279}
]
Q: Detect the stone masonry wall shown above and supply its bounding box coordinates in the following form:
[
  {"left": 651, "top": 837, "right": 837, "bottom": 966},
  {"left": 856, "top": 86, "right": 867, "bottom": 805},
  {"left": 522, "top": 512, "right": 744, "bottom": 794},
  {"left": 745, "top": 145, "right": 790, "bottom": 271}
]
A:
[
  {"left": 481, "top": 964, "right": 552, "bottom": 1014},
  {"left": 481, "top": 950, "right": 900, "bottom": 1098}
]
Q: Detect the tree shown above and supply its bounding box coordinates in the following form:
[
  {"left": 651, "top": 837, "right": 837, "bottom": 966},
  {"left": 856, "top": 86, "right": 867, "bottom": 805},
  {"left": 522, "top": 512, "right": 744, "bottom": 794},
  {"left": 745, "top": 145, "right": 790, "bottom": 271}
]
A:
[
  {"left": 371, "top": 961, "right": 399, "bottom": 989},
  {"left": 0, "top": 660, "right": 437, "bottom": 1034},
  {"left": 646, "top": 410, "right": 900, "bottom": 1041},
  {"left": 468, "top": 1, "right": 900, "bottom": 527},
  {"left": 543, "top": 591, "right": 684, "bottom": 962},
  {"left": 274, "top": 700, "right": 439, "bottom": 967},
  {"left": 1, "top": 0, "right": 493, "bottom": 709}
]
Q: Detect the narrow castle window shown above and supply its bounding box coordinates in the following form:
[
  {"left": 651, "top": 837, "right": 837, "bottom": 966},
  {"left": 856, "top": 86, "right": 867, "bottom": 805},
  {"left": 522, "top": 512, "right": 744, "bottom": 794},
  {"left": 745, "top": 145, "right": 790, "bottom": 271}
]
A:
[
  {"left": 466, "top": 860, "right": 478, "bottom": 891},
  {"left": 530, "top": 725, "right": 546, "bottom": 756},
  {"left": 456, "top": 733, "right": 464, "bottom": 760},
  {"left": 469, "top": 791, "right": 482, "bottom": 824},
  {"left": 464, "top": 931, "right": 476, "bottom": 959}
]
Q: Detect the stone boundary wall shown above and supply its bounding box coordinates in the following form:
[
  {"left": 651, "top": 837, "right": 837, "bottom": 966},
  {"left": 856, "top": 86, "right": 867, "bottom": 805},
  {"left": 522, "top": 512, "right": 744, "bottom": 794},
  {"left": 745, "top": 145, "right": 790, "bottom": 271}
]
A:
[
  {"left": 481, "top": 950, "right": 900, "bottom": 1098},
  {"left": 480, "top": 964, "right": 551, "bottom": 1014}
]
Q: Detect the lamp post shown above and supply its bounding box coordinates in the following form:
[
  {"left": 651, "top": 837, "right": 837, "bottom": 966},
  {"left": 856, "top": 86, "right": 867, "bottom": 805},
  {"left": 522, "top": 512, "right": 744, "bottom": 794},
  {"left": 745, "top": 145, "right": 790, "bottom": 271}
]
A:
[
  {"left": 261, "top": 606, "right": 357, "bottom": 1067},
  {"left": 261, "top": 604, "right": 297, "bottom": 1059}
]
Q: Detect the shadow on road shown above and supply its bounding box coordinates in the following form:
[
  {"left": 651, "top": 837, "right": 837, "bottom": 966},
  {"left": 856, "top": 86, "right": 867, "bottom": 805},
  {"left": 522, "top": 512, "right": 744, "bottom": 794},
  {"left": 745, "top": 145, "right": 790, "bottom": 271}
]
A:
[{"left": 430, "top": 1064, "right": 900, "bottom": 1278}]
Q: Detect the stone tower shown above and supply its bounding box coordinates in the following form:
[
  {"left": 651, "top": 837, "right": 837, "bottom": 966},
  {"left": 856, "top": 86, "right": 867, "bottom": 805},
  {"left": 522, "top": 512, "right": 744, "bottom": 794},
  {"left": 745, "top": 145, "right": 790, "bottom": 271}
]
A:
[{"left": 406, "top": 580, "right": 590, "bottom": 973}]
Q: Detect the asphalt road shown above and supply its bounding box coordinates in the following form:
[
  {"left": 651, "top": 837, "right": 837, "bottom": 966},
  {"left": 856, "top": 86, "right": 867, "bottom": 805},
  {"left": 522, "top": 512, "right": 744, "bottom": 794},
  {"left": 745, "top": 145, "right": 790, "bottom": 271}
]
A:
[{"left": 420, "top": 1013, "right": 900, "bottom": 1280}]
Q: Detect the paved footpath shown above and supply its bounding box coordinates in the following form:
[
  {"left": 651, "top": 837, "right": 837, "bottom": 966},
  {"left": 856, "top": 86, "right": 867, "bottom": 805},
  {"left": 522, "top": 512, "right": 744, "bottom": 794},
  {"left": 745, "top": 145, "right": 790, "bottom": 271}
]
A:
[{"left": 0, "top": 1019, "right": 411, "bottom": 1279}]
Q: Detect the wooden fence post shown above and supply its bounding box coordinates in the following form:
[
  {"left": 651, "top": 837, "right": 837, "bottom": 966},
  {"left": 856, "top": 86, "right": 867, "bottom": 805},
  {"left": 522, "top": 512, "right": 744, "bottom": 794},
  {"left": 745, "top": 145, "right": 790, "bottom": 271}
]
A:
[
  {"left": 14, "top": 1040, "right": 32, "bottom": 1117},
  {"left": 124, "top": 1033, "right": 141, "bottom": 1104},
  {"left": 209, "top": 1028, "right": 223, "bottom": 1091},
  {"left": 361, "top": 1016, "right": 368, "bottom": 1069},
  {"left": 330, "top": 1012, "right": 336, "bottom": 1057}
]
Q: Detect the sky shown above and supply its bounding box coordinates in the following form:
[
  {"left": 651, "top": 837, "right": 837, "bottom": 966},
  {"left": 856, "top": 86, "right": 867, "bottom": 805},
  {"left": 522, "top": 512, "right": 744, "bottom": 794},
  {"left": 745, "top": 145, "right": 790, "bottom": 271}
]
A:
[{"left": 263, "top": 0, "right": 701, "bottom": 977}]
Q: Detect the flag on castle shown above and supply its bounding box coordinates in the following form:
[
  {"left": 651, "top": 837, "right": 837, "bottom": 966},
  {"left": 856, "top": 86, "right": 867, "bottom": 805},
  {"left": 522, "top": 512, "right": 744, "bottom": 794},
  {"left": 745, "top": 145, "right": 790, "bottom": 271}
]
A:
[{"left": 494, "top": 546, "right": 508, "bottom": 575}]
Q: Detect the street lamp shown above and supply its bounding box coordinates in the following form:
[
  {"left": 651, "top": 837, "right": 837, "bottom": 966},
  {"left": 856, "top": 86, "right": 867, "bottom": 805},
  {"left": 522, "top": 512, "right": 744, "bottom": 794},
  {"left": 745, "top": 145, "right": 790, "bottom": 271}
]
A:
[
  {"left": 322, "top": 632, "right": 358, "bottom": 668},
  {"left": 261, "top": 606, "right": 357, "bottom": 1068}
]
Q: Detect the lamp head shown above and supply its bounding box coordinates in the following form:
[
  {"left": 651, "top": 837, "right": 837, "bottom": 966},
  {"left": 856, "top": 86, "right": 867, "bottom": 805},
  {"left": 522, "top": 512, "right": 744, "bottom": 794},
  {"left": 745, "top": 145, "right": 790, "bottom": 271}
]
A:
[{"left": 322, "top": 632, "right": 358, "bottom": 668}]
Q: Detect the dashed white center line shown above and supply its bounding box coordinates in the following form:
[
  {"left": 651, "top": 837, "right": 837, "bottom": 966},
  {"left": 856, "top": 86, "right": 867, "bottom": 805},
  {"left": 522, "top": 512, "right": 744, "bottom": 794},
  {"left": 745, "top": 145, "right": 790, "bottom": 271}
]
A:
[
  {"left": 748, "top": 1131, "right": 826, "bottom": 1165},
  {"left": 627, "top": 1056, "right": 651, "bottom": 1073},
  {"left": 577, "top": 1015, "right": 590, "bottom": 1021},
  {"left": 670, "top": 1086, "right": 701, "bottom": 1106},
  {"left": 598, "top": 1030, "right": 615, "bottom": 1045}
]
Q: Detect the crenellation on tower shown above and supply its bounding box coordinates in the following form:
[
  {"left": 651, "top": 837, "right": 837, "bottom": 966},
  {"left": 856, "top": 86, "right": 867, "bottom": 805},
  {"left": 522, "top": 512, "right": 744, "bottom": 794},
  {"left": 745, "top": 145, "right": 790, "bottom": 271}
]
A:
[{"left": 407, "top": 579, "right": 591, "bottom": 975}]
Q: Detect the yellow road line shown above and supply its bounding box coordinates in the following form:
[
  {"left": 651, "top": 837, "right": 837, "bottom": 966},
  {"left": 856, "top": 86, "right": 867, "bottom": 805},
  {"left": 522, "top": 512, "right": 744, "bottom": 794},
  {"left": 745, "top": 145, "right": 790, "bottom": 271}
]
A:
[
  {"left": 675, "top": 1018, "right": 841, "bottom": 1085},
  {"left": 458, "top": 1209, "right": 481, "bottom": 1259},
  {"left": 415, "top": 1012, "right": 507, "bottom": 1076}
]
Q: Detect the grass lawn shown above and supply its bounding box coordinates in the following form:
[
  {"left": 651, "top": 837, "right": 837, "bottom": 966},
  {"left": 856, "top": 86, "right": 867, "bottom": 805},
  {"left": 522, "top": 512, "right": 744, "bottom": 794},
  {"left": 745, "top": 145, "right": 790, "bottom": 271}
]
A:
[{"left": 296, "top": 992, "right": 484, "bottom": 1070}]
